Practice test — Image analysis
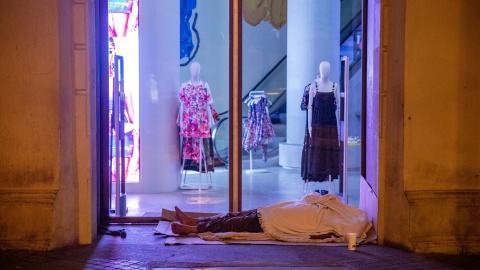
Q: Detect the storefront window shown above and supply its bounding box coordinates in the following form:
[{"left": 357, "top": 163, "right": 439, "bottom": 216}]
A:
[
  {"left": 105, "top": 0, "right": 363, "bottom": 219},
  {"left": 241, "top": 0, "right": 363, "bottom": 210},
  {"left": 108, "top": 0, "right": 230, "bottom": 217}
]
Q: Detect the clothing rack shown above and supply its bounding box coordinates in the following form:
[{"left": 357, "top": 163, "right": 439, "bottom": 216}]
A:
[{"left": 244, "top": 91, "right": 269, "bottom": 174}]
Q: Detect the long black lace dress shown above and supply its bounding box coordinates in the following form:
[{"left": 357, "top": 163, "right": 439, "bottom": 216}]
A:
[{"left": 301, "top": 84, "right": 340, "bottom": 182}]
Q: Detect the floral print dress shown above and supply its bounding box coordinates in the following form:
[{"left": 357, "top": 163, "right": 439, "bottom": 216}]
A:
[
  {"left": 242, "top": 95, "right": 276, "bottom": 161},
  {"left": 179, "top": 81, "right": 214, "bottom": 161}
]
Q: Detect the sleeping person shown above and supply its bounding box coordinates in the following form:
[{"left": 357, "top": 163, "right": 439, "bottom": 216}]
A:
[{"left": 171, "top": 191, "right": 370, "bottom": 240}]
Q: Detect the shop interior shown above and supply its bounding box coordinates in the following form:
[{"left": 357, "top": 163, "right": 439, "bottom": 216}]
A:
[{"left": 107, "top": 0, "right": 364, "bottom": 217}]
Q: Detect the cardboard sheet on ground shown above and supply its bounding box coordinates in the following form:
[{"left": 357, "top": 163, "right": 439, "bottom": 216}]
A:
[
  {"left": 165, "top": 236, "right": 349, "bottom": 246},
  {"left": 155, "top": 209, "right": 376, "bottom": 246},
  {"left": 154, "top": 220, "right": 177, "bottom": 236}
]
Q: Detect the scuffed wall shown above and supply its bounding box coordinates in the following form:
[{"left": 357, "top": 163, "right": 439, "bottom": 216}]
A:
[
  {"left": 0, "top": 1, "right": 60, "bottom": 189},
  {"left": 402, "top": 0, "right": 480, "bottom": 254},
  {"left": 0, "top": 0, "right": 63, "bottom": 250},
  {"left": 0, "top": 0, "right": 94, "bottom": 250},
  {"left": 404, "top": 1, "right": 480, "bottom": 191},
  {"left": 381, "top": 0, "right": 410, "bottom": 250},
  {"left": 379, "top": 0, "right": 480, "bottom": 254}
]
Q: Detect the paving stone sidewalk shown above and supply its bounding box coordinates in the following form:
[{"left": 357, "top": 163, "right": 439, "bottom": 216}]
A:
[{"left": 1, "top": 225, "right": 479, "bottom": 270}]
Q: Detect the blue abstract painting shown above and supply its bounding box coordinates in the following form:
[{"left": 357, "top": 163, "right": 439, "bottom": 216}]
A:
[{"left": 180, "top": 0, "right": 200, "bottom": 66}]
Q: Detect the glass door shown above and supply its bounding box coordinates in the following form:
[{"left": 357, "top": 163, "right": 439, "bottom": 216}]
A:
[
  {"left": 107, "top": 0, "right": 231, "bottom": 218},
  {"left": 340, "top": 0, "right": 364, "bottom": 207},
  {"left": 108, "top": 0, "right": 140, "bottom": 216},
  {"left": 239, "top": 0, "right": 363, "bottom": 210},
  {"left": 102, "top": 0, "right": 364, "bottom": 221},
  {"left": 240, "top": 0, "right": 289, "bottom": 210}
]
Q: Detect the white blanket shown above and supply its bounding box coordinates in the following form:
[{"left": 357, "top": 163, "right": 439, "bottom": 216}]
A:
[{"left": 257, "top": 192, "right": 370, "bottom": 241}]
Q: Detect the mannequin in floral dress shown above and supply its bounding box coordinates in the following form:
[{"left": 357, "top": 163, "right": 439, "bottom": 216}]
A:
[{"left": 178, "top": 62, "right": 219, "bottom": 175}]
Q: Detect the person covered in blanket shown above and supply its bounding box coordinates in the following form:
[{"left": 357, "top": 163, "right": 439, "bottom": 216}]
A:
[{"left": 171, "top": 191, "right": 370, "bottom": 240}]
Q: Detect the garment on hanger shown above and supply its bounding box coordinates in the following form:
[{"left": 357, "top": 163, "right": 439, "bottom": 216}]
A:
[
  {"left": 301, "top": 82, "right": 339, "bottom": 182},
  {"left": 300, "top": 83, "right": 312, "bottom": 112},
  {"left": 179, "top": 80, "right": 213, "bottom": 139},
  {"left": 300, "top": 83, "right": 312, "bottom": 138},
  {"left": 242, "top": 95, "right": 275, "bottom": 162}
]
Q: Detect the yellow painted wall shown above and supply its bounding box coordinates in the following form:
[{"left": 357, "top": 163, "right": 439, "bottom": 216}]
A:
[
  {"left": 381, "top": 0, "right": 480, "bottom": 254},
  {"left": 404, "top": 0, "right": 480, "bottom": 191},
  {"left": 0, "top": 0, "right": 60, "bottom": 189},
  {"left": 0, "top": 0, "right": 83, "bottom": 250}
]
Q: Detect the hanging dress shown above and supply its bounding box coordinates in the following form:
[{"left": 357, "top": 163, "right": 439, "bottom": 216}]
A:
[
  {"left": 242, "top": 95, "right": 276, "bottom": 162},
  {"left": 301, "top": 82, "right": 340, "bottom": 182}
]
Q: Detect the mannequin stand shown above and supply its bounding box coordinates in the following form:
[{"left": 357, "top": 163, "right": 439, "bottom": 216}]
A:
[
  {"left": 180, "top": 139, "right": 212, "bottom": 191},
  {"left": 245, "top": 150, "right": 268, "bottom": 174}
]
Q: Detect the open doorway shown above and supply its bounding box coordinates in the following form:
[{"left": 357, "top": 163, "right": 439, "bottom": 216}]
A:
[{"left": 102, "top": 0, "right": 366, "bottom": 221}]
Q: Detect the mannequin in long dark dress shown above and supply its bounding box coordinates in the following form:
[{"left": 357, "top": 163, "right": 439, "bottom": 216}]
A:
[{"left": 301, "top": 61, "right": 339, "bottom": 182}]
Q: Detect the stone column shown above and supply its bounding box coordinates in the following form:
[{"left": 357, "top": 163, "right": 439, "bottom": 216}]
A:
[{"left": 279, "top": 0, "right": 340, "bottom": 168}]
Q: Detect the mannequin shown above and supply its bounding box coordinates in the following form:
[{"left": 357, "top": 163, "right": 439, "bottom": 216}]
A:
[
  {"left": 177, "top": 62, "right": 219, "bottom": 189},
  {"left": 301, "top": 61, "right": 340, "bottom": 192},
  {"left": 179, "top": 62, "right": 214, "bottom": 132},
  {"left": 308, "top": 61, "right": 339, "bottom": 136}
]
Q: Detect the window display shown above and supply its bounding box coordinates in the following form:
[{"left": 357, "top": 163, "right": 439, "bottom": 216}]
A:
[
  {"left": 242, "top": 91, "right": 276, "bottom": 162},
  {"left": 103, "top": 0, "right": 363, "bottom": 218},
  {"left": 178, "top": 62, "right": 221, "bottom": 187},
  {"left": 301, "top": 61, "right": 340, "bottom": 183},
  {"left": 109, "top": 0, "right": 140, "bottom": 184}
]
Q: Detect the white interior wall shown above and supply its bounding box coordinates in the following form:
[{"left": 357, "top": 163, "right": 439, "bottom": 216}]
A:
[
  {"left": 180, "top": 0, "right": 229, "bottom": 114},
  {"left": 242, "top": 20, "right": 287, "bottom": 97},
  {"left": 137, "top": 0, "right": 180, "bottom": 193},
  {"left": 179, "top": 1, "right": 287, "bottom": 114}
]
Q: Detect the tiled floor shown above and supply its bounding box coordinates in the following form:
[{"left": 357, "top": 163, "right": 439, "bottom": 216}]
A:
[{"left": 111, "top": 166, "right": 361, "bottom": 217}]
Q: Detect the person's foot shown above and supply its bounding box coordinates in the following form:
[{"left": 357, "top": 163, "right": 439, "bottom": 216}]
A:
[
  {"left": 171, "top": 222, "right": 197, "bottom": 234},
  {"left": 175, "top": 206, "right": 197, "bottom": 226}
]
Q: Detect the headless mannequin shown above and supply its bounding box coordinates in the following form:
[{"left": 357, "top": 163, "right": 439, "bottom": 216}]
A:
[
  {"left": 179, "top": 62, "right": 214, "bottom": 131},
  {"left": 307, "top": 61, "right": 339, "bottom": 137},
  {"left": 178, "top": 62, "right": 215, "bottom": 190},
  {"left": 305, "top": 61, "right": 339, "bottom": 193}
]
